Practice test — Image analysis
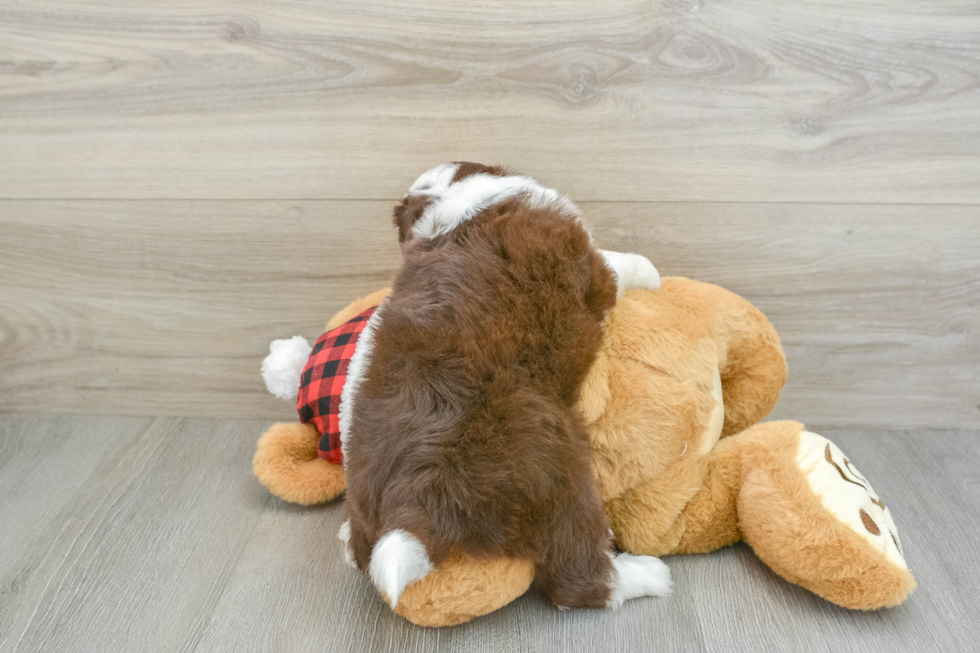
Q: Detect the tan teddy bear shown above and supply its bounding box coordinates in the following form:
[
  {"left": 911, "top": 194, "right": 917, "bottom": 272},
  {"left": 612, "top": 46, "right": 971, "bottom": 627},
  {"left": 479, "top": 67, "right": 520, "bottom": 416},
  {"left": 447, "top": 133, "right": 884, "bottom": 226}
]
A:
[{"left": 254, "top": 278, "right": 915, "bottom": 626}]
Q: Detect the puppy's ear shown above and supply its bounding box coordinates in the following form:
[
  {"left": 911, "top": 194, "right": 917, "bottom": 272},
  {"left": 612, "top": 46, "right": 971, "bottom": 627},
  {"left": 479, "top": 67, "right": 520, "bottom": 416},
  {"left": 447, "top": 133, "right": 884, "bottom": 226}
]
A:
[
  {"left": 393, "top": 195, "right": 430, "bottom": 244},
  {"left": 451, "top": 162, "right": 509, "bottom": 183}
]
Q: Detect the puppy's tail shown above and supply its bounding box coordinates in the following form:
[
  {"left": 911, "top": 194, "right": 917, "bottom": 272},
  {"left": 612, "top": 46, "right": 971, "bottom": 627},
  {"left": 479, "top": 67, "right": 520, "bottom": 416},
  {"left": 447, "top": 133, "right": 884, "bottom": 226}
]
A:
[{"left": 368, "top": 529, "right": 436, "bottom": 608}]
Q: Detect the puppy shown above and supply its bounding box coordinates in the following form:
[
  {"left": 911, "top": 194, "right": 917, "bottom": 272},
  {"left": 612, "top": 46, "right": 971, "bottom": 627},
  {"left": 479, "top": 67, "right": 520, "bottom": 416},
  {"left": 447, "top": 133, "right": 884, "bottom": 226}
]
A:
[{"left": 342, "top": 162, "right": 670, "bottom": 610}]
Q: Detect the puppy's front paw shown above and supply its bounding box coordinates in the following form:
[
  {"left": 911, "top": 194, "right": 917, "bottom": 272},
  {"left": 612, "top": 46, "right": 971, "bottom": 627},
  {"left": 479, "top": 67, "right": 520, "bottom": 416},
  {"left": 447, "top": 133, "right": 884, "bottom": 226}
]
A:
[
  {"left": 607, "top": 553, "right": 672, "bottom": 609},
  {"left": 626, "top": 254, "right": 661, "bottom": 291},
  {"left": 601, "top": 250, "right": 661, "bottom": 296}
]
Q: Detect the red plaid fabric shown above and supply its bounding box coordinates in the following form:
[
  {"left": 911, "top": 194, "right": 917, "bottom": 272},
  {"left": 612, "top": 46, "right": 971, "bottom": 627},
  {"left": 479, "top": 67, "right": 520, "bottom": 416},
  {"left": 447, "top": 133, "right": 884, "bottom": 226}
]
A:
[{"left": 297, "top": 307, "right": 376, "bottom": 465}]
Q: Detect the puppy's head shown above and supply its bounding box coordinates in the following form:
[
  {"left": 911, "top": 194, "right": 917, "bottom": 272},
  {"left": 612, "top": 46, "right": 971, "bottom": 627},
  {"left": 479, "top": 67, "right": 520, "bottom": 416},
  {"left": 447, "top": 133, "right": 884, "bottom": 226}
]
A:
[{"left": 393, "top": 162, "right": 509, "bottom": 245}]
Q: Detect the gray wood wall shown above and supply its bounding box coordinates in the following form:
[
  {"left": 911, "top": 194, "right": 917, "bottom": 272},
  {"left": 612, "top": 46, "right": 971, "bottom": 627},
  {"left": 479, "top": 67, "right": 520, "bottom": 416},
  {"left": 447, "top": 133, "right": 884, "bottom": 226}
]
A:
[{"left": 1, "top": 1, "right": 978, "bottom": 428}]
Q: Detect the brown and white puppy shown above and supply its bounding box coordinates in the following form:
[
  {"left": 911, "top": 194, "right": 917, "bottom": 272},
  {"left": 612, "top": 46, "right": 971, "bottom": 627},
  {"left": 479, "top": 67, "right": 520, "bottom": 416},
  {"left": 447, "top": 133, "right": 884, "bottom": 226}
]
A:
[{"left": 340, "top": 162, "right": 669, "bottom": 611}]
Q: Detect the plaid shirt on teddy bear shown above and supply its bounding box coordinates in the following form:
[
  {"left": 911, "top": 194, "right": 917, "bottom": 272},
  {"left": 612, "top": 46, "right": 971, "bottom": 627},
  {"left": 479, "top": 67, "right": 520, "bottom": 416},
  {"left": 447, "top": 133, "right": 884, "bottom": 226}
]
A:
[{"left": 297, "top": 307, "right": 376, "bottom": 465}]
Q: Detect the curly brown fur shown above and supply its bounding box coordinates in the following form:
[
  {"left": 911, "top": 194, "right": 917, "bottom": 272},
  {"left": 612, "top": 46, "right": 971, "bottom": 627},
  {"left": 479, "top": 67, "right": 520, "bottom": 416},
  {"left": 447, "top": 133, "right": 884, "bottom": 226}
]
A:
[{"left": 345, "top": 163, "right": 621, "bottom": 608}]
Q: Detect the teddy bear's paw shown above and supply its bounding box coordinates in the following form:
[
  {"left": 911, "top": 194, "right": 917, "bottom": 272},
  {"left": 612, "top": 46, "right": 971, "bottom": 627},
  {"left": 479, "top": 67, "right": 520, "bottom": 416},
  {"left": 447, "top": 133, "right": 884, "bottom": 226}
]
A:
[
  {"left": 796, "top": 431, "right": 908, "bottom": 570},
  {"left": 600, "top": 250, "right": 661, "bottom": 297},
  {"left": 606, "top": 552, "right": 672, "bottom": 609}
]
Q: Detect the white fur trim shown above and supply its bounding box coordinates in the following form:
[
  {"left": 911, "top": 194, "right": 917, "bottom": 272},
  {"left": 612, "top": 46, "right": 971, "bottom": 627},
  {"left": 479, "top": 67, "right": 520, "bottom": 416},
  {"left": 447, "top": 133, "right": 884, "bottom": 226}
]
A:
[
  {"left": 606, "top": 552, "right": 672, "bottom": 609},
  {"left": 797, "top": 431, "right": 907, "bottom": 569},
  {"left": 261, "top": 336, "right": 312, "bottom": 400},
  {"left": 369, "top": 530, "right": 434, "bottom": 609},
  {"left": 338, "top": 302, "right": 386, "bottom": 461},
  {"left": 407, "top": 165, "right": 579, "bottom": 241},
  {"left": 600, "top": 250, "right": 661, "bottom": 298}
]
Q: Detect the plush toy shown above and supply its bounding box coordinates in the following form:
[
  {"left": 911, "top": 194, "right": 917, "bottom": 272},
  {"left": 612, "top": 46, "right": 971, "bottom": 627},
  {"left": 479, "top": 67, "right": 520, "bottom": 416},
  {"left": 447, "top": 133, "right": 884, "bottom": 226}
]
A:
[{"left": 255, "top": 278, "right": 915, "bottom": 626}]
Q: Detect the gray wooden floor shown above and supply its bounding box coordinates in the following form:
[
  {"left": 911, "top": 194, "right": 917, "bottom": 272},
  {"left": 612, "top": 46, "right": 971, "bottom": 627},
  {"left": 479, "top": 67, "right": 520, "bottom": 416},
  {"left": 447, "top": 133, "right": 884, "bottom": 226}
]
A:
[{"left": 0, "top": 415, "right": 976, "bottom": 653}]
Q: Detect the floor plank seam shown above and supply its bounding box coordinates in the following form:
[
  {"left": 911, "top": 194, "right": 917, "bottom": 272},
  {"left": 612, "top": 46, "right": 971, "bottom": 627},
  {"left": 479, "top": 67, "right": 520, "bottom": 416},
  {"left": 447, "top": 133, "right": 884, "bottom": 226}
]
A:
[{"left": 184, "top": 491, "right": 274, "bottom": 653}]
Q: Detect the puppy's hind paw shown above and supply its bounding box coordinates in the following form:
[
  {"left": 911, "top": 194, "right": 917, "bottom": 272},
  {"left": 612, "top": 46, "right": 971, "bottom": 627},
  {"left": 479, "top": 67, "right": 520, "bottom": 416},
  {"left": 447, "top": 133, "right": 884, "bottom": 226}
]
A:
[
  {"left": 337, "top": 520, "right": 356, "bottom": 568},
  {"left": 607, "top": 553, "right": 672, "bottom": 609}
]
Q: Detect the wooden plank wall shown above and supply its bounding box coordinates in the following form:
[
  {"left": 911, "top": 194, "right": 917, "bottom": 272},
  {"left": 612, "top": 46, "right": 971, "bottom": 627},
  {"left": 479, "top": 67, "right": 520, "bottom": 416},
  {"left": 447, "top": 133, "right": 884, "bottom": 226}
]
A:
[{"left": 1, "top": 1, "right": 978, "bottom": 428}]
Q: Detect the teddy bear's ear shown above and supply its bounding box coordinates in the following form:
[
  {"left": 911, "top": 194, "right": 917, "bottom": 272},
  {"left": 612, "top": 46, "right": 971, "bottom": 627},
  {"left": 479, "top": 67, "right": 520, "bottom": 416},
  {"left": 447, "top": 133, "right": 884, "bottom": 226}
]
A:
[{"left": 393, "top": 194, "right": 431, "bottom": 244}]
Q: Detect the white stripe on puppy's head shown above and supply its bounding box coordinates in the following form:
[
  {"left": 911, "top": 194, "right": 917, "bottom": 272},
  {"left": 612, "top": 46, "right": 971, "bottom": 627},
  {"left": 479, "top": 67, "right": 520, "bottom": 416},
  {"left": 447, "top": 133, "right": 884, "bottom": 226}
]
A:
[
  {"left": 393, "top": 162, "right": 579, "bottom": 244},
  {"left": 413, "top": 173, "right": 534, "bottom": 240},
  {"left": 406, "top": 162, "right": 459, "bottom": 197}
]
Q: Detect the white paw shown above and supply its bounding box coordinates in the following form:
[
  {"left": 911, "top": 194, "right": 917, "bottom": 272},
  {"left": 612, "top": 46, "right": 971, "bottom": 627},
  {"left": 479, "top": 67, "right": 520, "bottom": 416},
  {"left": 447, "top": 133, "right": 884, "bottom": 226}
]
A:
[
  {"left": 607, "top": 553, "right": 672, "bottom": 609},
  {"left": 600, "top": 250, "right": 661, "bottom": 297},
  {"left": 337, "top": 520, "right": 356, "bottom": 568},
  {"left": 628, "top": 254, "right": 661, "bottom": 292}
]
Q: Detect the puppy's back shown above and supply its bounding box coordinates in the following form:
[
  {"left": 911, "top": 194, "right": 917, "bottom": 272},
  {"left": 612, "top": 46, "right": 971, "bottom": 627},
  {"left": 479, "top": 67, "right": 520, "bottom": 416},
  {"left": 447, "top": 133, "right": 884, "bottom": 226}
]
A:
[{"left": 343, "top": 165, "right": 616, "bottom": 606}]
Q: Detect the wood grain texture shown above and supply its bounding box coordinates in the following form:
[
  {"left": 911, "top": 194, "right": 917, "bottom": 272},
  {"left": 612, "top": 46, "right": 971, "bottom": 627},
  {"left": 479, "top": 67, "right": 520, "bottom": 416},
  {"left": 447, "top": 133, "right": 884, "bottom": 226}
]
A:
[
  {"left": 1, "top": 1, "right": 979, "bottom": 202},
  {"left": 0, "top": 415, "right": 270, "bottom": 653},
  {"left": 1, "top": 416, "right": 978, "bottom": 652},
  {"left": 2, "top": 200, "right": 977, "bottom": 428},
  {"left": 0, "top": 199, "right": 402, "bottom": 422}
]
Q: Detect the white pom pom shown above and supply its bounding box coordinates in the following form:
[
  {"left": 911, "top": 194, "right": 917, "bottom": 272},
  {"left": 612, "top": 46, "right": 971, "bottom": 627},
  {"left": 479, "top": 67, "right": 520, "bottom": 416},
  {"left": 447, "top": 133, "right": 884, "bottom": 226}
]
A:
[{"left": 261, "top": 336, "right": 313, "bottom": 400}]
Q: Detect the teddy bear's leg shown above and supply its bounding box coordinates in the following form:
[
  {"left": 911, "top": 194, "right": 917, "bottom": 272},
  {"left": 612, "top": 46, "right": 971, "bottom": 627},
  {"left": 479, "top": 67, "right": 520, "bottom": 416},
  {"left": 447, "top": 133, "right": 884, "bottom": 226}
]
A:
[
  {"left": 736, "top": 422, "right": 915, "bottom": 609},
  {"left": 673, "top": 421, "right": 915, "bottom": 609},
  {"left": 666, "top": 433, "right": 746, "bottom": 555},
  {"left": 339, "top": 516, "right": 537, "bottom": 627},
  {"left": 390, "top": 552, "right": 536, "bottom": 627},
  {"left": 253, "top": 422, "right": 347, "bottom": 505},
  {"left": 649, "top": 279, "right": 788, "bottom": 437},
  {"left": 693, "top": 282, "right": 788, "bottom": 436}
]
